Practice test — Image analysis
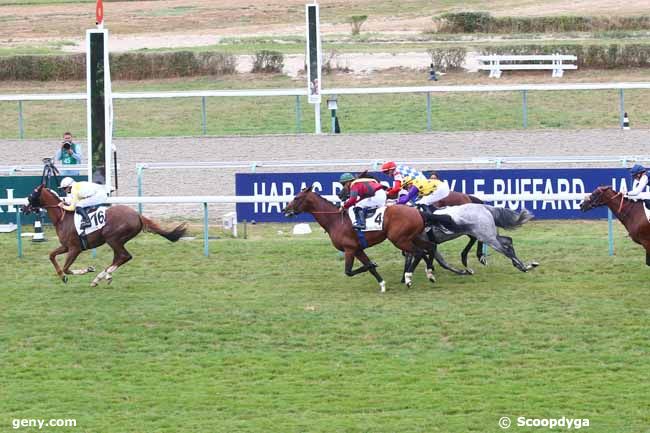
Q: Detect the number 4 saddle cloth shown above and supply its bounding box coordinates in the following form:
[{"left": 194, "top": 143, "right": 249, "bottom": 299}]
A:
[
  {"left": 73, "top": 206, "right": 110, "bottom": 236},
  {"left": 347, "top": 206, "right": 387, "bottom": 232}
]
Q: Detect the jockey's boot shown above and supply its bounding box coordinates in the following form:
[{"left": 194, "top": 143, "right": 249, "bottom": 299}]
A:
[
  {"left": 76, "top": 207, "right": 91, "bottom": 230},
  {"left": 352, "top": 207, "right": 366, "bottom": 230}
]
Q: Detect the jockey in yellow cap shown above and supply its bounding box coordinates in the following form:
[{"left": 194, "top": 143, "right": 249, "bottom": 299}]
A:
[
  {"left": 395, "top": 176, "right": 450, "bottom": 207},
  {"left": 58, "top": 177, "right": 109, "bottom": 230}
]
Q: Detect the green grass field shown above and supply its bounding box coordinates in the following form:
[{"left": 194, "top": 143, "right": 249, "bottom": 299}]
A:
[{"left": 2, "top": 220, "right": 649, "bottom": 432}]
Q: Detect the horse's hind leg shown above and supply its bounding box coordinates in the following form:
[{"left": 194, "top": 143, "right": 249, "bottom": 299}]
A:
[
  {"left": 91, "top": 242, "right": 133, "bottom": 287},
  {"left": 494, "top": 235, "right": 538, "bottom": 272}
]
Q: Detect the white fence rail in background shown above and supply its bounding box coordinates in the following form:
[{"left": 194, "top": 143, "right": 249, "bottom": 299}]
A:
[
  {"left": 3, "top": 192, "right": 649, "bottom": 259},
  {"left": 2, "top": 82, "right": 649, "bottom": 137}
]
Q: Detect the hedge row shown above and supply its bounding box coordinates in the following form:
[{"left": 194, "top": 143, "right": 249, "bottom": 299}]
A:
[
  {"left": 0, "top": 51, "right": 236, "bottom": 81},
  {"left": 435, "top": 12, "right": 650, "bottom": 34},
  {"left": 479, "top": 43, "right": 650, "bottom": 69}
]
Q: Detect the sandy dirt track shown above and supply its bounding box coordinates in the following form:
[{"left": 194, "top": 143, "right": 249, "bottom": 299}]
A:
[{"left": 4, "top": 129, "right": 648, "bottom": 220}]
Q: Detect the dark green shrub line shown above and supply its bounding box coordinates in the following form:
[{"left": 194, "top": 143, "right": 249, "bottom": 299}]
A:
[
  {"left": 478, "top": 43, "right": 650, "bottom": 69},
  {"left": 435, "top": 12, "right": 650, "bottom": 34},
  {"left": 0, "top": 51, "right": 236, "bottom": 81}
]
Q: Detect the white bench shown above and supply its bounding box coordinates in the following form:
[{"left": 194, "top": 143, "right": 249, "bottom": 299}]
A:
[{"left": 477, "top": 54, "right": 577, "bottom": 78}]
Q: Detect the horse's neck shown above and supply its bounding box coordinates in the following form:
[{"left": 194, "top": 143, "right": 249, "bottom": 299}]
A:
[
  {"left": 41, "top": 191, "right": 63, "bottom": 225},
  {"left": 605, "top": 192, "right": 637, "bottom": 226},
  {"left": 306, "top": 196, "right": 342, "bottom": 231}
]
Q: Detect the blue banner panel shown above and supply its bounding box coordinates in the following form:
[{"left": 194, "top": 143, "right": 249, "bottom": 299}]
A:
[
  {"left": 0, "top": 176, "right": 84, "bottom": 224},
  {"left": 235, "top": 168, "right": 635, "bottom": 223}
]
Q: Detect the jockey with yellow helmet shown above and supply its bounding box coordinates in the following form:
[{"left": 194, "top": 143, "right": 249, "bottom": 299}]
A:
[
  {"left": 626, "top": 164, "right": 649, "bottom": 199},
  {"left": 380, "top": 161, "right": 427, "bottom": 199},
  {"left": 339, "top": 172, "right": 387, "bottom": 230},
  {"left": 396, "top": 175, "right": 450, "bottom": 208},
  {"left": 58, "top": 177, "right": 109, "bottom": 230}
]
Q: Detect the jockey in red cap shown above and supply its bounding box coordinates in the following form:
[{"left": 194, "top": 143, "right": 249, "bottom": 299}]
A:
[
  {"left": 380, "top": 161, "right": 427, "bottom": 199},
  {"left": 339, "top": 172, "right": 386, "bottom": 230}
]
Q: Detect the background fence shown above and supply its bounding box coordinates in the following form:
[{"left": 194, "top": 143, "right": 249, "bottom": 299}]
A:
[{"left": 1, "top": 83, "right": 650, "bottom": 138}]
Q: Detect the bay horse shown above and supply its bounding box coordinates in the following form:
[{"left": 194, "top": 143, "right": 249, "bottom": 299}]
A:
[
  {"left": 580, "top": 185, "right": 650, "bottom": 265},
  {"left": 22, "top": 183, "right": 187, "bottom": 286},
  {"left": 283, "top": 186, "right": 467, "bottom": 292}
]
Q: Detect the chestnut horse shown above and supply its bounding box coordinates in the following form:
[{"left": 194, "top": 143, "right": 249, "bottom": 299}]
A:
[
  {"left": 580, "top": 185, "right": 650, "bottom": 265},
  {"left": 22, "top": 184, "right": 187, "bottom": 286},
  {"left": 283, "top": 187, "right": 464, "bottom": 292}
]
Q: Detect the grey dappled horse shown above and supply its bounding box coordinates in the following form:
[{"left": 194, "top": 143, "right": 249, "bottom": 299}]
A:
[{"left": 424, "top": 203, "right": 539, "bottom": 273}]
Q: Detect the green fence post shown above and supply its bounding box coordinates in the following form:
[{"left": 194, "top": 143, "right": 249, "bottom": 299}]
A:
[
  {"left": 16, "top": 209, "right": 23, "bottom": 258},
  {"left": 137, "top": 165, "right": 144, "bottom": 215},
  {"left": 522, "top": 90, "right": 528, "bottom": 129},
  {"left": 18, "top": 100, "right": 24, "bottom": 140},
  {"left": 295, "top": 96, "right": 302, "bottom": 133},
  {"left": 201, "top": 96, "right": 207, "bottom": 135},
  {"left": 426, "top": 92, "right": 432, "bottom": 132},
  {"left": 203, "top": 202, "right": 209, "bottom": 257},
  {"left": 618, "top": 88, "right": 625, "bottom": 128}
]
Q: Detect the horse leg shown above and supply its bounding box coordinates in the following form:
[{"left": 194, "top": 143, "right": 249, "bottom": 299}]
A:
[
  {"left": 401, "top": 252, "right": 412, "bottom": 283},
  {"left": 91, "top": 242, "right": 133, "bottom": 287},
  {"left": 49, "top": 244, "right": 69, "bottom": 283},
  {"left": 477, "top": 241, "right": 488, "bottom": 266},
  {"left": 61, "top": 248, "right": 96, "bottom": 276},
  {"left": 421, "top": 252, "right": 436, "bottom": 284},
  {"left": 492, "top": 235, "right": 539, "bottom": 272},
  {"left": 355, "top": 250, "right": 385, "bottom": 293},
  {"left": 460, "top": 236, "right": 477, "bottom": 274}
]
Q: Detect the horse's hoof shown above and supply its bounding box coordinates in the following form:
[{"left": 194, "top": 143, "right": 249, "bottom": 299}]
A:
[
  {"left": 479, "top": 258, "right": 488, "bottom": 266},
  {"left": 406, "top": 282, "right": 413, "bottom": 289},
  {"left": 90, "top": 282, "right": 97, "bottom": 287},
  {"left": 61, "top": 275, "right": 68, "bottom": 284},
  {"left": 530, "top": 261, "right": 540, "bottom": 268},
  {"left": 87, "top": 266, "right": 96, "bottom": 273},
  {"left": 465, "top": 268, "right": 475, "bottom": 275},
  {"left": 379, "top": 281, "right": 386, "bottom": 293}
]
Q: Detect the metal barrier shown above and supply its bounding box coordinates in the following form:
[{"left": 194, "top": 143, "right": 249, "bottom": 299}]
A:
[
  {"left": 4, "top": 192, "right": 649, "bottom": 259},
  {"left": 2, "top": 82, "right": 650, "bottom": 136}
]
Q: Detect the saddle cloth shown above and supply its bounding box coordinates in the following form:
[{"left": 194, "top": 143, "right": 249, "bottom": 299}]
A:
[
  {"left": 645, "top": 201, "right": 650, "bottom": 222},
  {"left": 73, "top": 206, "right": 108, "bottom": 235},
  {"left": 348, "top": 206, "right": 387, "bottom": 232}
]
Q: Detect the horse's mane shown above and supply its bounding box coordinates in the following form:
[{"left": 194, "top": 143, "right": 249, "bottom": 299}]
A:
[{"left": 309, "top": 189, "right": 339, "bottom": 208}]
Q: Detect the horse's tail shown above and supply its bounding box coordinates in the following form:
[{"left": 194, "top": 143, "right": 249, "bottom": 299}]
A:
[
  {"left": 486, "top": 206, "right": 534, "bottom": 229},
  {"left": 140, "top": 216, "right": 188, "bottom": 242},
  {"left": 468, "top": 195, "right": 484, "bottom": 204}
]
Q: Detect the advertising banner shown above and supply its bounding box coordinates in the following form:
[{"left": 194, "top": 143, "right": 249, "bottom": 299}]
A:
[{"left": 235, "top": 168, "right": 635, "bottom": 222}]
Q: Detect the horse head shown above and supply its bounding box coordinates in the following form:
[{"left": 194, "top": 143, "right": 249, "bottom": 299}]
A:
[
  {"left": 21, "top": 184, "right": 61, "bottom": 215},
  {"left": 283, "top": 186, "right": 314, "bottom": 217},
  {"left": 580, "top": 185, "right": 615, "bottom": 212}
]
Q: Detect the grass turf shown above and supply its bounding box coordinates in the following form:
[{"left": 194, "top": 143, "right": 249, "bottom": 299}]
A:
[{"left": 1, "top": 219, "right": 649, "bottom": 432}]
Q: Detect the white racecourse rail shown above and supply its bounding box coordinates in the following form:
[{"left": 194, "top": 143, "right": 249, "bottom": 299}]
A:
[{"left": 3, "top": 193, "right": 649, "bottom": 258}]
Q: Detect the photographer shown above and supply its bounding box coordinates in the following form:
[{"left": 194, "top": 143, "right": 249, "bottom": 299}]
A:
[{"left": 54, "top": 131, "right": 82, "bottom": 176}]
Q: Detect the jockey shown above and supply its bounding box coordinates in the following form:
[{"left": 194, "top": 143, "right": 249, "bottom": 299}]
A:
[
  {"left": 380, "top": 161, "right": 427, "bottom": 199},
  {"left": 58, "top": 177, "right": 109, "bottom": 230},
  {"left": 339, "top": 172, "right": 387, "bottom": 230},
  {"left": 626, "top": 164, "right": 649, "bottom": 199},
  {"left": 396, "top": 176, "right": 450, "bottom": 209}
]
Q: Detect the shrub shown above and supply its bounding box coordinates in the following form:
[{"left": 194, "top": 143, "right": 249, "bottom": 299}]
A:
[
  {"left": 350, "top": 15, "right": 368, "bottom": 36},
  {"left": 251, "top": 50, "right": 284, "bottom": 73},
  {"left": 427, "top": 47, "right": 467, "bottom": 71}
]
